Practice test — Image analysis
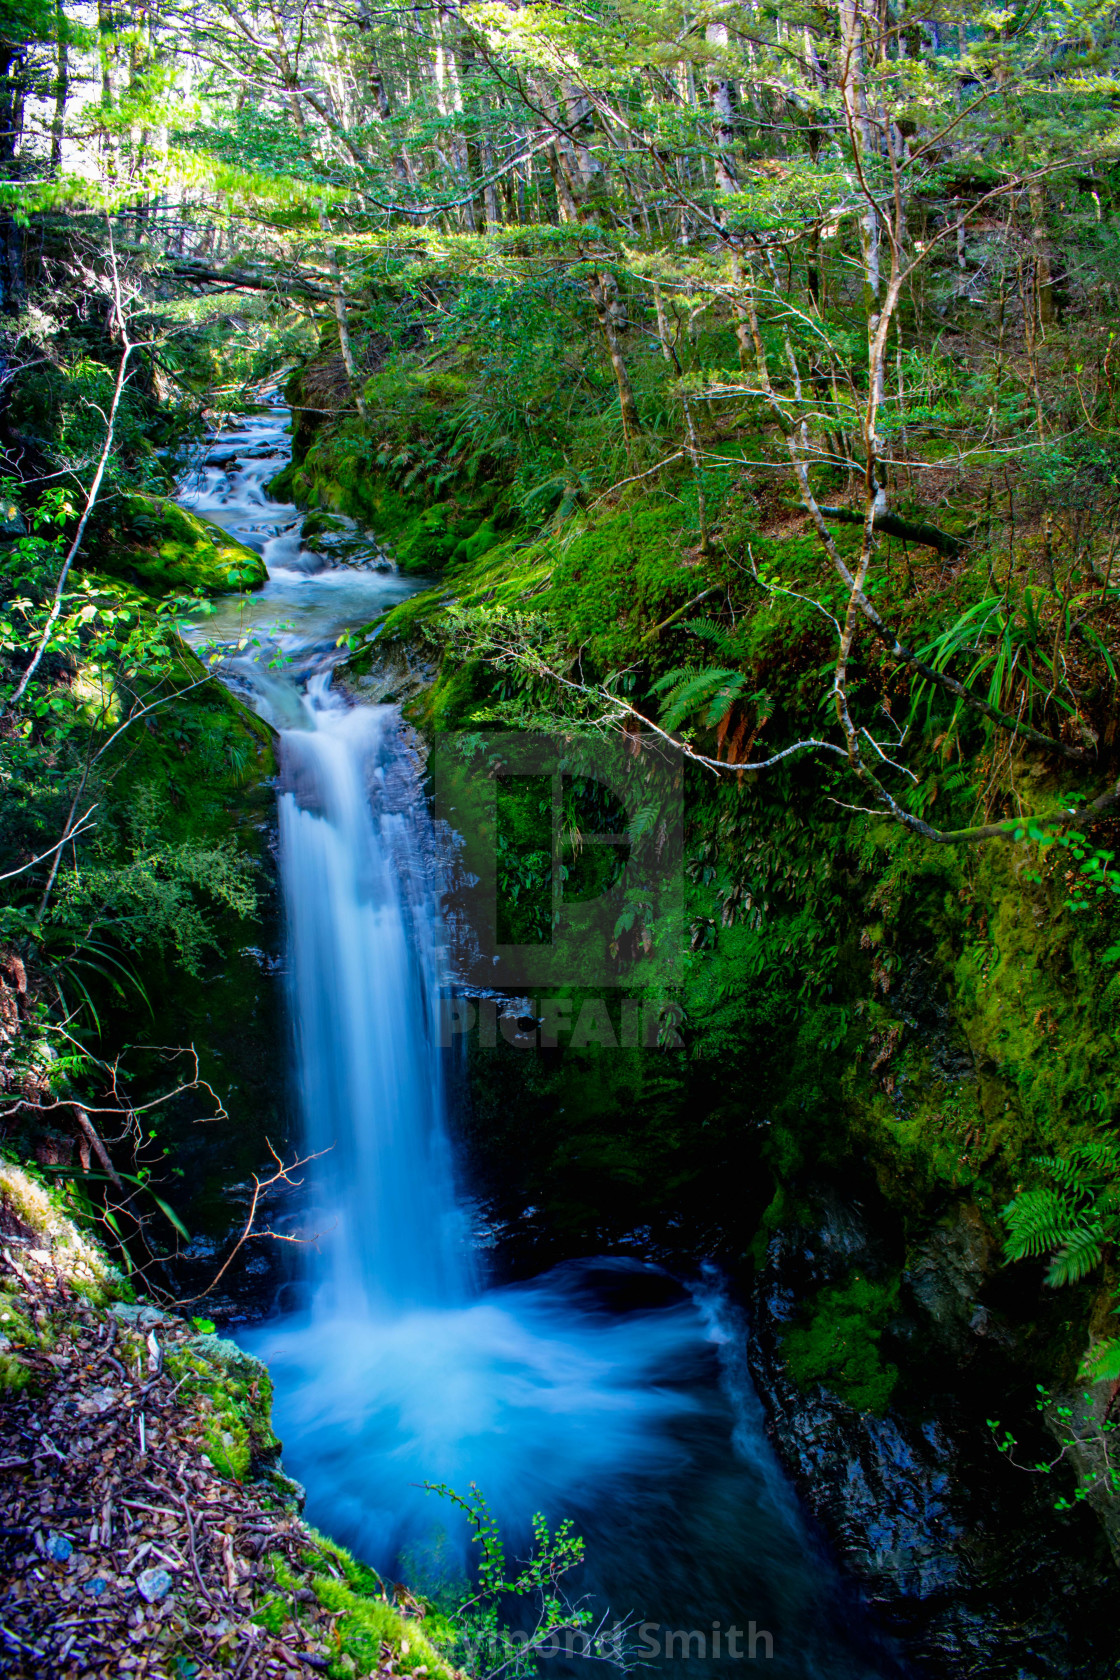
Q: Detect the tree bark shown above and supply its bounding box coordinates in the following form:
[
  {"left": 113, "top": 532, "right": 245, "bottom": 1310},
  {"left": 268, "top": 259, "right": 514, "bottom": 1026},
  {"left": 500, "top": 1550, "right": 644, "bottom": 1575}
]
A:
[
  {"left": 50, "top": 0, "right": 68, "bottom": 176},
  {"left": 588, "top": 271, "right": 641, "bottom": 440}
]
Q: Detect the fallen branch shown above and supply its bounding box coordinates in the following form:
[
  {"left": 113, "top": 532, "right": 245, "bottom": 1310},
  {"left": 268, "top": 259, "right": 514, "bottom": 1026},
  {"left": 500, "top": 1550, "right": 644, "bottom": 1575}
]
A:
[{"left": 809, "top": 502, "right": 963, "bottom": 558}]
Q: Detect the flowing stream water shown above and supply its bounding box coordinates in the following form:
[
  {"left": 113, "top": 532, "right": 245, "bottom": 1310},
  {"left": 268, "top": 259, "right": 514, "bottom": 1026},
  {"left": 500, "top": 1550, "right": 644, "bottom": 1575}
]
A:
[{"left": 179, "top": 406, "right": 904, "bottom": 1680}]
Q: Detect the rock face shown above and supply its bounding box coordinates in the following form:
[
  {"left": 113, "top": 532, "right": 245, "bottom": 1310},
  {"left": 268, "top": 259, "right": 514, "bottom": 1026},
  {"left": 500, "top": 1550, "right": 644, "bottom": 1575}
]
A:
[
  {"left": 89, "top": 492, "right": 267, "bottom": 593},
  {"left": 748, "top": 1190, "right": 1120, "bottom": 1677}
]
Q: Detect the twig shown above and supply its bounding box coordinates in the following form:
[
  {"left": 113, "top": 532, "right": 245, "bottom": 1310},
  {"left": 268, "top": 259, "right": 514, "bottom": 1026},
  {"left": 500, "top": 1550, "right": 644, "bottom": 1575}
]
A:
[
  {"left": 169, "top": 1140, "right": 328, "bottom": 1308},
  {"left": 0, "top": 1623, "right": 46, "bottom": 1660},
  {"left": 5, "top": 223, "right": 146, "bottom": 711},
  {"left": 177, "top": 1486, "right": 224, "bottom": 1612}
]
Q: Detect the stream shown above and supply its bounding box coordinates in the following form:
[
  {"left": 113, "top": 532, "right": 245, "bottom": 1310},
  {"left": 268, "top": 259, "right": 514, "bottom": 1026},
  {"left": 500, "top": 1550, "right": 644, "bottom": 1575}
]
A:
[{"left": 178, "top": 406, "right": 905, "bottom": 1680}]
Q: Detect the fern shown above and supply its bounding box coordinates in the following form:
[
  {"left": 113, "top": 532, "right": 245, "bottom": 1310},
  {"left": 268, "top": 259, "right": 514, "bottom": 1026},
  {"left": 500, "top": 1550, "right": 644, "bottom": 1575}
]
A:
[
  {"left": 1047, "top": 1223, "right": 1107, "bottom": 1286},
  {"left": 1038, "top": 1139, "right": 1120, "bottom": 1185},
  {"left": 685, "top": 617, "right": 751, "bottom": 663},
  {"left": 1003, "top": 1186, "right": 1080, "bottom": 1261},
  {"left": 651, "top": 664, "right": 746, "bottom": 732},
  {"left": 1079, "top": 1338, "right": 1120, "bottom": 1385},
  {"left": 1004, "top": 1139, "right": 1120, "bottom": 1286}
]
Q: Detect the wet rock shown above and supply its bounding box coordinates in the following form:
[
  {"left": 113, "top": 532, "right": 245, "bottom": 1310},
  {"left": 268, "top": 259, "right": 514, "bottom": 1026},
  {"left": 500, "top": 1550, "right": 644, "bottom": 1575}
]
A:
[
  {"left": 748, "top": 1189, "right": 1120, "bottom": 1676},
  {"left": 111, "top": 1303, "right": 171, "bottom": 1329},
  {"left": 905, "top": 1205, "right": 1008, "bottom": 1355},
  {"left": 136, "top": 1566, "right": 173, "bottom": 1604}
]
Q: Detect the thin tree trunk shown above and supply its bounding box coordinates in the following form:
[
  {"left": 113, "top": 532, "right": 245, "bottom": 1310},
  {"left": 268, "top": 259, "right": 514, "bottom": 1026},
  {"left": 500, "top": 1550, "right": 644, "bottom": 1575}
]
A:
[
  {"left": 705, "top": 20, "right": 737, "bottom": 193},
  {"left": 1029, "top": 182, "right": 1055, "bottom": 329},
  {"left": 435, "top": 6, "right": 475, "bottom": 231},
  {"left": 97, "top": 0, "right": 116, "bottom": 178},
  {"left": 654, "top": 284, "right": 709, "bottom": 552},
  {"left": 588, "top": 272, "right": 641, "bottom": 441},
  {"left": 319, "top": 208, "right": 367, "bottom": 422},
  {"left": 50, "top": 0, "right": 68, "bottom": 176}
]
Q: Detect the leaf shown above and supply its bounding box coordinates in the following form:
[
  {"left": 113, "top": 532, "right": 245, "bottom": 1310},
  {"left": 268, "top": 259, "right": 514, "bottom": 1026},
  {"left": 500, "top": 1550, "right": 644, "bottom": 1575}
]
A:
[
  {"left": 1046, "top": 1223, "right": 1106, "bottom": 1286},
  {"left": 149, "top": 1193, "right": 191, "bottom": 1241},
  {"left": 1078, "top": 1338, "right": 1120, "bottom": 1386}
]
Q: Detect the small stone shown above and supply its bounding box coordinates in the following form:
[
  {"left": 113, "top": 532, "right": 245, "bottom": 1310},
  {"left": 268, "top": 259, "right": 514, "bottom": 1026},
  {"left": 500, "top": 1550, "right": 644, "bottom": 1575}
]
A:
[
  {"left": 136, "top": 1566, "right": 173, "bottom": 1604},
  {"left": 85, "top": 1576, "right": 107, "bottom": 1596},
  {"left": 45, "top": 1532, "right": 72, "bottom": 1562}
]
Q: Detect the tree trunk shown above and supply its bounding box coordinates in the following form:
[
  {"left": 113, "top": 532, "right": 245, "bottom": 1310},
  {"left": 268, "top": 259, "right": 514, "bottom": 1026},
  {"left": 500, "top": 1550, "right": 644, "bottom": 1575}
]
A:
[
  {"left": 1029, "top": 182, "right": 1055, "bottom": 329},
  {"left": 837, "top": 0, "right": 879, "bottom": 308},
  {"left": 319, "top": 208, "right": 367, "bottom": 422},
  {"left": 588, "top": 272, "right": 641, "bottom": 440},
  {"left": 50, "top": 0, "right": 68, "bottom": 176},
  {"left": 97, "top": 0, "right": 116, "bottom": 179},
  {"left": 434, "top": 6, "right": 475, "bottom": 231},
  {"left": 479, "top": 98, "right": 500, "bottom": 229},
  {"left": 705, "top": 20, "right": 737, "bottom": 194}
]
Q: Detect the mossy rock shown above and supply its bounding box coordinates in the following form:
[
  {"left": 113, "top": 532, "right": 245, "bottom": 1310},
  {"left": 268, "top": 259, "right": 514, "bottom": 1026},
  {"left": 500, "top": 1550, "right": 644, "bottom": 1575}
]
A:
[
  {"left": 451, "top": 518, "right": 503, "bottom": 566},
  {"left": 782, "top": 1270, "right": 901, "bottom": 1415},
  {"left": 92, "top": 493, "right": 267, "bottom": 595},
  {"left": 297, "top": 1532, "right": 460, "bottom": 1680},
  {"left": 168, "top": 1333, "right": 282, "bottom": 1482}
]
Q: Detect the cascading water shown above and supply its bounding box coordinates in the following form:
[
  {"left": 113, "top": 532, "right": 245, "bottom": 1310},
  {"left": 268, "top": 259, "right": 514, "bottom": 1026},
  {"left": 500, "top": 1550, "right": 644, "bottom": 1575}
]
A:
[
  {"left": 278, "top": 697, "right": 468, "bottom": 1314},
  {"left": 181, "top": 405, "right": 903, "bottom": 1680}
]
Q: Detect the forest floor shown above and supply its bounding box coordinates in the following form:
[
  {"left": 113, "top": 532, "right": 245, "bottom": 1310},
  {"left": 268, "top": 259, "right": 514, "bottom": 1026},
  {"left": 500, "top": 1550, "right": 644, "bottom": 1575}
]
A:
[{"left": 0, "top": 1177, "right": 427, "bottom": 1680}]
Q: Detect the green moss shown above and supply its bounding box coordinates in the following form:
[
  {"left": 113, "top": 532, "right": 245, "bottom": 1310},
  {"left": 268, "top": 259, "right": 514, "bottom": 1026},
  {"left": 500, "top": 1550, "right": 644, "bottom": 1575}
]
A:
[
  {"left": 91, "top": 493, "right": 267, "bottom": 594},
  {"left": 548, "top": 501, "right": 696, "bottom": 666},
  {"left": 0, "top": 1352, "right": 32, "bottom": 1391},
  {"left": 296, "top": 1530, "right": 457, "bottom": 1680},
  {"left": 0, "top": 1164, "right": 122, "bottom": 1305},
  {"left": 164, "top": 1335, "right": 280, "bottom": 1483},
  {"left": 312, "top": 1576, "right": 455, "bottom": 1680},
  {"left": 253, "top": 1595, "right": 292, "bottom": 1636},
  {"left": 782, "top": 1271, "right": 901, "bottom": 1414}
]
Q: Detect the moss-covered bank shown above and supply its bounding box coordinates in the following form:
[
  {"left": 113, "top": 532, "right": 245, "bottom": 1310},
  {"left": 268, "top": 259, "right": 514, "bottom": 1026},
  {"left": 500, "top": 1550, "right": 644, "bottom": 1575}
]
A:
[{"left": 90, "top": 493, "right": 268, "bottom": 594}]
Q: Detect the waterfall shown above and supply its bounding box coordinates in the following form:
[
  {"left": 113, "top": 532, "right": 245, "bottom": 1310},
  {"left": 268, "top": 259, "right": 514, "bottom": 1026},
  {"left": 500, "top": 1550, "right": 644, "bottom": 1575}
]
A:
[
  {"left": 279, "top": 696, "right": 469, "bottom": 1315},
  {"left": 250, "top": 687, "right": 708, "bottom": 1565},
  {"left": 183, "top": 406, "right": 897, "bottom": 1677}
]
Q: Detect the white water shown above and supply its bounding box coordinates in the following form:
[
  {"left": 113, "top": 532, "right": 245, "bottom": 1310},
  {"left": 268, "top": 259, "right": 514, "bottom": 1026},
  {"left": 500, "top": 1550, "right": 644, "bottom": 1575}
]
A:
[
  {"left": 180, "top": 407, "right": 899, "bottom": 1678},
  {"left": 279, "top": 699, "right": 469, "bottom": 1312},
  {"left": 257, "top": 688, "right": 713, "bottom": 1564}
]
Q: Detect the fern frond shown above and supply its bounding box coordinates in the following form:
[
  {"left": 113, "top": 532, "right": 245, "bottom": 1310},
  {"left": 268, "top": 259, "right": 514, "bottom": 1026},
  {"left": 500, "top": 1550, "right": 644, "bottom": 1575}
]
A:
[
  {"left": 703, "top": 674, "right": 750, "bottom": 725},
  {"left": 686, "top": 618, "right": 748, "bottom": 662},
  {"left": 1046, "top": 1222, "right": 1106, "bottom": 1286},
  {"left": 1036, "top": 1140, "right": 1120, "bottom": 1192},
  {"left": 649, "top": 662, "right": 699, "bottom": 696},
  {"left": 653, "top": 667, "right": 742, "bottom": 732},
  {"left": 1078, "top": 1337, "right": 1120, "bottom": 1386},
  {"left": 1003, "top": 1186, "right": 1080, "bottom": 1260}
]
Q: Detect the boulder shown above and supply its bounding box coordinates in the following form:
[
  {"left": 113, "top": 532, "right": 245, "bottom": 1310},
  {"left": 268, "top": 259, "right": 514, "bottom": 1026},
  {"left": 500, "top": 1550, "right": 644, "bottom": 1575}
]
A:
[{"left": 90, "top": 493, "right": 266, "bottom": 595}]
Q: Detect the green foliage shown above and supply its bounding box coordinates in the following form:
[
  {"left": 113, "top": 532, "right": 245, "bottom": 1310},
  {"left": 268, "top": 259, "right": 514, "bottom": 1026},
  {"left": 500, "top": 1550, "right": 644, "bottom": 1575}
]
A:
[
  {"left": 422, "top": 1483, "right": 590, "bottom": 1677},
  {"left": 1004, "top": 1139, "right": 1120, "bottom": 1286},
  {"left": 49, "top": 788, "right": 258, "bottom": 977},
  {"left": 989, "top": 1384, "right": 1120, "bottom": 1510},
  {"left": 782, "top": 1271, "right": 900, "bottom": 1415}
]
